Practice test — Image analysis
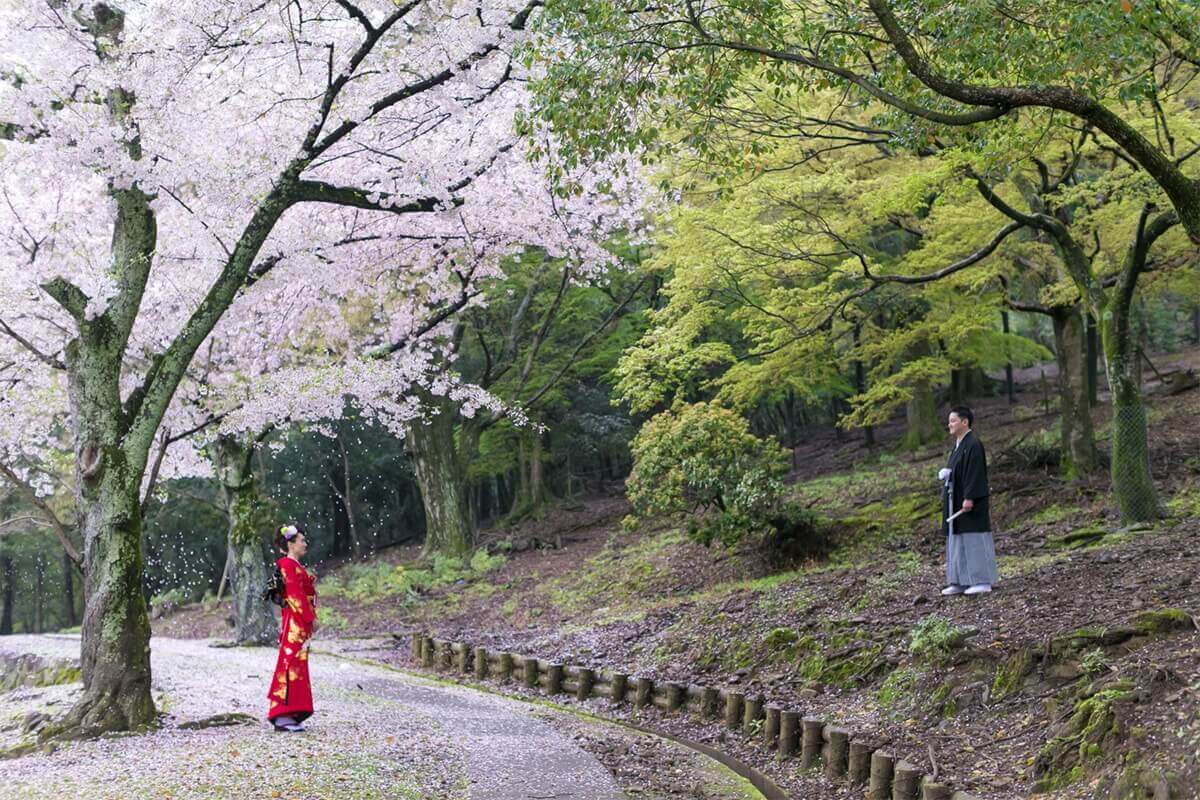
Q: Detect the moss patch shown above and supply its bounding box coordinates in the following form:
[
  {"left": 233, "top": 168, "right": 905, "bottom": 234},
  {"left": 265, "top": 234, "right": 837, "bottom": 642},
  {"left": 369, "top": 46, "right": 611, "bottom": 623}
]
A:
[{"left": 1033, "top": 681, "right": 1136, "bottom": 792}]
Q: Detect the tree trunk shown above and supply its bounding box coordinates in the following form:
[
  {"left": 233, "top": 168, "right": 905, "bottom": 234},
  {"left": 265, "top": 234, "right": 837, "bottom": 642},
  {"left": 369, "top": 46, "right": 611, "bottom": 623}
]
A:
[
  {"left": 62, "top": 549, "right": 78, "bottom": 628},
  {"left": 336, "top": 433, "right": 362, "bottom": 557},
  {"left": 0, "top": 553, "right": 13, "bottom": 635},
  {"left": 529, "top": 431, "right": 546, "bottom": 517},
  {"left": 1002, "top": 310, "right": 1016, "bottom": 404},
  {"left": 33, "top": 557, "right": 43, "bottom": 634},
  {"left": 407, "top": 394, "right": 474, "bottom": 558},
  {"left": 55, "top": 285, "right": 158, "bottom": 737},
  {"left": 1051, "top": 308, "right": 1099, "bottom": 477},
  {"left": 949, "top": 368, "right": 962, "bottom": 406},
  {"left": 902, "top": 379, "right": 940, "bottom": 450},
  {"left": 1192, "top": 306, "right": 1200, "bottom": 345},
  {"left": 513, "top": 437, "right": 530, "bottom": 513},
  {"left": 1100, "top": 301, "right": 1160, "bottom": 522},
  {"left": 68, "top": 477, "right": 156, "bottom": 737},
  {"left": 1086, "top": 313, "right": 1100, "bottom": 408},
  {"left": 215, "top": 435, "right": 277, "bottom": 646}
]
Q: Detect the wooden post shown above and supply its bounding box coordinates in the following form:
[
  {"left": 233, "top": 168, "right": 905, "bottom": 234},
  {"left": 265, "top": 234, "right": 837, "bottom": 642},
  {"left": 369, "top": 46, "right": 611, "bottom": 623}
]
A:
[
  {"left": 420, "top": 636, "right": 435, "bottom": 668},
  {"left": 497, "top": 652, "right": 514, "bottom": 682},
  {"left": 742, "top": 694, "right": 763, "bottom": 736},
  {"left": 892, "top": 760, "right": 922, "bottom": 800},
  {"left": 823, "top": 727, "right": 850, "bottom": 779},
  {"left": 778, "top": 711, "right": 800, "bottom": 760},
  {"left": 800, "top": 717, "right": 823, "bottom": 769},
  {"left": 634, "top": 677, "right": 654, "bottom": 709},
  {"left": 410, "top": 632, "right": 422, "bottom": 662},
  {"left": 869, "top": 750, "right": 895, "bottom": 800},
  {"left": 700, "top": 686, "right": 720, "bottom": 720},
  {"left": 724, "top": 691, "right": 745, "bottom": 730},
  {"left": 546, "top": 664, "right": 564, "bottom": 695},
  {"left": 849, "top": 741, "right": 873, "bottom": 785},
  {"left": 921, "top": 780, "right": 952, "bottom": 800},
  {"left": 665, "top": 682, "right": 685, "bottom": 712},
  {"left": 763, "top": 706, "right": 781, "bottom": 749},
  {"left": 440, "top": 640, "right": 454, "bottom": 671},
  {"left": 453, "top": 643, "right": 469, "bottom": 674},
  {"left": 473, "top": 647, "right": 488, "bottom": 680},
  {"left": 523, "top": 658, "right": 539, "bottom": 689},
  {"left": 576, "top": 668, "right": 595, "bottom": 701},
  {"left": 610, "top": 672, "right": 628, "bottom": 705}
]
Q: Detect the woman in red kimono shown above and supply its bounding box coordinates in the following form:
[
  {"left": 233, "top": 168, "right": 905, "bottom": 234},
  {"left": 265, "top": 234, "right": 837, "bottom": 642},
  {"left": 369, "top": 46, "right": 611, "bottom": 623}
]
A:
[{"left": 267, "top": 524, "right": 318, "bottom": 732}]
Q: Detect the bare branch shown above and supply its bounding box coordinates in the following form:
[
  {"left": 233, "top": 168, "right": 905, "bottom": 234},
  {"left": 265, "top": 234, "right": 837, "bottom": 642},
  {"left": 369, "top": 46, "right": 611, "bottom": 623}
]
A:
[
  {"left": 0, "top": 317, "right": 65, "bottom": 370},
  {"left": 0, "top": 460, "right": 81, "bottom": 566}
]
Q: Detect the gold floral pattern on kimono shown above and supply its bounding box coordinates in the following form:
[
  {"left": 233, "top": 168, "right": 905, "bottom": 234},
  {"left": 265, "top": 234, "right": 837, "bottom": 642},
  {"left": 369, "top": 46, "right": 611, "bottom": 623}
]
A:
[{"left": 286, "top": 620, "right": 306, "bottom": 645}]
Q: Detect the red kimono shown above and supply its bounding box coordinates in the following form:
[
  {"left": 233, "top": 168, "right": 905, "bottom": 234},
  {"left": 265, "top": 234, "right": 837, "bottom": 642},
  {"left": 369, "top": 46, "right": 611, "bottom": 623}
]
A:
[{"left": 267, "top": 556, "right": 317, "bottom": 723}]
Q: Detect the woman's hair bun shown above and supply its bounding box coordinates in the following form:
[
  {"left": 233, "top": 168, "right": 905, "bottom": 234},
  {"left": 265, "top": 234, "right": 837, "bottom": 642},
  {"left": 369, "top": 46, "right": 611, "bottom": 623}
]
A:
[{"left": 273, "top": 523, "right": 304, "bottom": 552}]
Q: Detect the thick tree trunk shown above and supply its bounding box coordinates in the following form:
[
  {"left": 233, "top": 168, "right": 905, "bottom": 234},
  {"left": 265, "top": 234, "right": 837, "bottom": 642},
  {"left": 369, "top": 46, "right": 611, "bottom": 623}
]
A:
[
  {"left": 407, "top": 395, "right": 474, "bottom": 558},
  {"left": 1051, "top": 308, "right": 1099, "bottom": 477},
  {"left": 215, "top": 435, "right": 276, "bottom": 646},
  {"left": 66, "top": 478, "right": 156, "bottom": 737},
  {"left": 1100, "top": 303, "right": 1160, "bottom": 522},
  {"left": 0, "top": 553, "right": 12, "bottom": 635}
]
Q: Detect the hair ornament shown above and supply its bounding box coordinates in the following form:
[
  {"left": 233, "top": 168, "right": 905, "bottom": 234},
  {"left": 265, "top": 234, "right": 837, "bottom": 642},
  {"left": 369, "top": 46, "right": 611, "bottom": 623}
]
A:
[{"left": 280, "top": 524, "right": 299, "bottom": 541}]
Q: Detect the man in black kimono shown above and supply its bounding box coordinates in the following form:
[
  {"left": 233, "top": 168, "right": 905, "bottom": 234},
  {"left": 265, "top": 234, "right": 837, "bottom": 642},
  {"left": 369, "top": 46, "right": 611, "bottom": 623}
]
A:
[{"left": 938, "top": 406, "right": 998, "bottom": 596}]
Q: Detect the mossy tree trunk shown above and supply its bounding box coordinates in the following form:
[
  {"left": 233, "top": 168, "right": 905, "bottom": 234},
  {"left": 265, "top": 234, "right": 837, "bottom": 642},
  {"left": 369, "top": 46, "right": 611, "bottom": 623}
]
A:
[
  {"left": 1050, "top": 307, "right": 1099, "bottom": 478},
  {"left": 214, "top": 434, "right": 276, "bottom": 646},
  {"left": 407, "top": 393, "right": 475, "bottom": 559},
  {"left": 1099, "top": 301, "right": 1160, "bottom": 522},
  {"left": 48, "top": 188, "right": 159, "bottom": 738}
]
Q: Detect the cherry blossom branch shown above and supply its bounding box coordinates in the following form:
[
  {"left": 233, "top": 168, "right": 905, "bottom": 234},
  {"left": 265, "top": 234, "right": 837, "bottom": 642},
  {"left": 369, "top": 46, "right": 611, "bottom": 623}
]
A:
[{"left": 308, "top": 0, "right": 541, "bottom": 158}]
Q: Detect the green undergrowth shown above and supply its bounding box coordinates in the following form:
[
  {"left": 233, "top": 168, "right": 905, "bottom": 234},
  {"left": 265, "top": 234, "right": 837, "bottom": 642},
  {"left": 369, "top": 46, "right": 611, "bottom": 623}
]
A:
[{"left": 321, "top": 551, "right": 505, "bottom": 605}]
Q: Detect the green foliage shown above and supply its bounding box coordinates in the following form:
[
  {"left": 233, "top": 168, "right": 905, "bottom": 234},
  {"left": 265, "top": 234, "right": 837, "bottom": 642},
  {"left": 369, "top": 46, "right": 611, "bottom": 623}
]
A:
[
  {"left": 316, "top": 606, "right": 348, "bottom": 631},
  {"left": 909, "top": 615, "right": 972, "bottom": 664},
  {"left": 877, "top": 666, "right": 922, "bottom": 718},
  {"left": 626, "top": 402, "right": 790, "bottom": 547},
  {"left": 150, "top": 587, "right": 191, "bottom": 611},
  {"left": 318, "top": 552, "right": 506, "bottom": 604},
  {"left": 1081, "top": 648, "right": 1110, "bottom": 678}
]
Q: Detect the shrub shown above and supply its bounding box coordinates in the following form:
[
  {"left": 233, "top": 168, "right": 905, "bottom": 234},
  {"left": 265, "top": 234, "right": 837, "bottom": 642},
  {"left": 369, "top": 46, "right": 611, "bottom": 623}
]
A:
[{"left": 627, "top": 402, "right": 798, "bottom": 548}]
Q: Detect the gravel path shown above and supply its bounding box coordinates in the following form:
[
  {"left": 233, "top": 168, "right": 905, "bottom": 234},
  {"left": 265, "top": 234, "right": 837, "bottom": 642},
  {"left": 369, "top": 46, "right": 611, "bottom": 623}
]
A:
[{"left": 0, "top": 635, "right": 623, "bottom": 800}]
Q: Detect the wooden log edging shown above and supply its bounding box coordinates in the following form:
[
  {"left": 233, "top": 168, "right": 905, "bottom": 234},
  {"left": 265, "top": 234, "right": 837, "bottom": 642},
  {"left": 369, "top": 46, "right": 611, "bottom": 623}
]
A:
[{"left": 406, "top": 632, "right": 985, "bottom": 800}]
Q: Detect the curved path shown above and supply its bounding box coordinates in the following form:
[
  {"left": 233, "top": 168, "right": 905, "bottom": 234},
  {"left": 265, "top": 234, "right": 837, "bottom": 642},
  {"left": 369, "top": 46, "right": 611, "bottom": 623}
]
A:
[{"left": 0, "top": 635, "right": 622, "bottom": 800}]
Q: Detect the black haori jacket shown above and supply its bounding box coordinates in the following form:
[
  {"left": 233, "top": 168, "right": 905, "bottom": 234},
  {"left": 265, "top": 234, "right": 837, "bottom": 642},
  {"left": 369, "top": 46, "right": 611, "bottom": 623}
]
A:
[{"left": 942, "top": 430, "right": 992, "bottom": 535}]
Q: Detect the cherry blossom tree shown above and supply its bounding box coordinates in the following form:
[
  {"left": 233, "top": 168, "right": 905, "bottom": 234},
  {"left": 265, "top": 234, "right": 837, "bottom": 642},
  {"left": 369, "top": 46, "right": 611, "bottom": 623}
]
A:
[{"left": 0, "top": 0, "right": 639, "bottom": 738}]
